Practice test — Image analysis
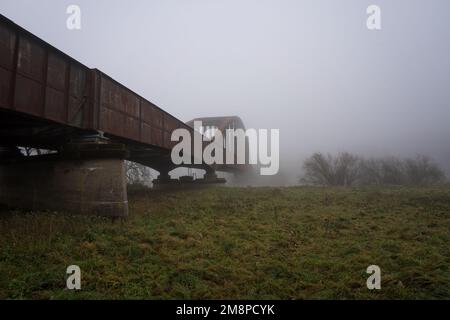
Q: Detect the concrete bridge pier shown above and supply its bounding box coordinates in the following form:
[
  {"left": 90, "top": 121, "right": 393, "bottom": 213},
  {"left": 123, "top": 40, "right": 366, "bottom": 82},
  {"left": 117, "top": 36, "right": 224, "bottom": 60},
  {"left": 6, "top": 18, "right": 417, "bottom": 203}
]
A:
[
  {"left": 152, "top": 170, "right": 179, "bottom": 189},
  {"left": 204, "top": 169, "right": 226, "bottom": 184},
  {"left": 0, "top": 142, "right": 129, "bottom": 217},
  {"left": 204, "top": 170, "right": 218, "bottom": 181}
]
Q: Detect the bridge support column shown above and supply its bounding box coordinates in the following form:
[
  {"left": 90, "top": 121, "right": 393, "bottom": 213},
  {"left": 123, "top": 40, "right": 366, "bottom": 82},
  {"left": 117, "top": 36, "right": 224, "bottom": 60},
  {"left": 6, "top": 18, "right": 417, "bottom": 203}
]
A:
[
  {"left": 153, "top": 170, "right": 179, "bottom": 189},
  {"left": 204, "top": 171, "right": 218, "bottom": 181},
  {"left": 0, "top": 142, "right": 129, "bottom": 217},
  {"left": 156, "top": 171, "right": 172, "bottom": 182},
  {"left": 204, "top": 169, "right": 226, "bottom": 184}
]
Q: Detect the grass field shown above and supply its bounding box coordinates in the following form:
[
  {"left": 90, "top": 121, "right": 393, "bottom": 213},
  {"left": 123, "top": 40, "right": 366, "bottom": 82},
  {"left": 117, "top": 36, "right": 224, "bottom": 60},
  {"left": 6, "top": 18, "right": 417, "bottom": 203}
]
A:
[{"left": 0, "top": 186, "right": 449, "bottom": 299}]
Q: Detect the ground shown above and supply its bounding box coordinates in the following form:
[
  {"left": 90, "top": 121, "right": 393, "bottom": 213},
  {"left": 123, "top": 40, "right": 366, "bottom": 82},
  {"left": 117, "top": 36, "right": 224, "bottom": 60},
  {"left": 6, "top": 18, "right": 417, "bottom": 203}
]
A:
[{"left": 0, "top": 186, "right": 449, "bottom": 299}]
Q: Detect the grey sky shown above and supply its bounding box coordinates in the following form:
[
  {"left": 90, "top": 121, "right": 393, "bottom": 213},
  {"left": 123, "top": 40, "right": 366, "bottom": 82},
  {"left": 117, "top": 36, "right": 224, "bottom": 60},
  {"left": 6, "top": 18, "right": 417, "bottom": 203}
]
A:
[{"left": 1, "top": 0, "right": 449, "bottom": 175}]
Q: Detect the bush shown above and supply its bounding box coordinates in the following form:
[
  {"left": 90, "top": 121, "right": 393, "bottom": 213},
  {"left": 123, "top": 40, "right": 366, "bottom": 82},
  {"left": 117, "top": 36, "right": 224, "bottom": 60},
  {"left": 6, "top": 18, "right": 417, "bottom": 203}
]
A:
[
  {"left": 301, "top": 153, "right": 446, "bottom": 187},
  {"left": 403, "top": 155, "right": 446, "bottom": 186},
  {"left": 125, "top": 161, "right": 153, "bottom": 186},
  {"left": 301, "top": 152, "right": 359, "bottom": 187}
]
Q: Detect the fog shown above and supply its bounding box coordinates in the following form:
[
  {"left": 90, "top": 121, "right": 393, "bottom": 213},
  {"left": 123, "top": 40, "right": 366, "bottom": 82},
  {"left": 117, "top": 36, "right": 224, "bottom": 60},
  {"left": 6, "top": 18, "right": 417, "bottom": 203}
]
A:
[{"left": 1, "top": 0, "right": 449, "bottom": 184}]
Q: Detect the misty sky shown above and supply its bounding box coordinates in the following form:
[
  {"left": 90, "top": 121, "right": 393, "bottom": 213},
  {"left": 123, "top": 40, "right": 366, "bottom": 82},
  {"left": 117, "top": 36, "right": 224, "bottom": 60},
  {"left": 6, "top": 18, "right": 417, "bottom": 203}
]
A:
[{"left": 1, "top": 0, "right": 449, "bottom": 174}]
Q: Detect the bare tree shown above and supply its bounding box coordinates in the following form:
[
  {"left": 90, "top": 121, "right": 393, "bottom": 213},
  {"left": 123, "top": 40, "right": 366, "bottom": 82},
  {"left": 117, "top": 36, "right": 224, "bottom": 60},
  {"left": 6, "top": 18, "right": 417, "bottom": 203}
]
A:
[
  {"left": 301, "top": 152, "right": 360, "bottom": 186},
  {"left": 301, "top": 153, "right": 334, "bottom": 186},
  {"left": 358, "top": 158, "right": 384, "bottom": 185},
  {"left": 125, "top": 161, "right": 153, "bottom": 186},
  {"left": 358, "top": 157, "right": 406, "bottom": 186},
  {"left": 334, "top": 152, "right": 360, "bottom": 186},
  {"left": 379, "top": 157, "right": 406, "bottom": 185},
  {"left": 302, "top": 152, "right": 446, "bottom": 187},
  {"left": 404, "top": 155, "right": 445, "bottom": 185}
]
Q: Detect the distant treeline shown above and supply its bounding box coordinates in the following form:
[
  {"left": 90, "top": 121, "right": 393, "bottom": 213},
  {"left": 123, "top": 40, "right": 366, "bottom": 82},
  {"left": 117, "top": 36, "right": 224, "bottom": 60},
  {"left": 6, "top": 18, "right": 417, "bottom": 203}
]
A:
[{"left": 301, "top": 152, "right": 446, "bottom": 187}]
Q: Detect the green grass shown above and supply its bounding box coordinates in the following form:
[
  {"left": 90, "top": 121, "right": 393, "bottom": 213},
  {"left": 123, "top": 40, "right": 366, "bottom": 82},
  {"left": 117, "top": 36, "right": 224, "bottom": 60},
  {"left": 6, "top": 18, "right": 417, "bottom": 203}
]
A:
[{"left": 0, "top": 186, "right": 449, "bottom": 299}]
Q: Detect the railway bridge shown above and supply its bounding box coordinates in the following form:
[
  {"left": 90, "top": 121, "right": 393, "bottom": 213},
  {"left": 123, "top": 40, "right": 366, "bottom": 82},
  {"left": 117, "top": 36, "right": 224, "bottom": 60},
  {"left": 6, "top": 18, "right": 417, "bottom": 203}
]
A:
[{"left": 0, "top": 15, "right": 249, "bottom": 217}]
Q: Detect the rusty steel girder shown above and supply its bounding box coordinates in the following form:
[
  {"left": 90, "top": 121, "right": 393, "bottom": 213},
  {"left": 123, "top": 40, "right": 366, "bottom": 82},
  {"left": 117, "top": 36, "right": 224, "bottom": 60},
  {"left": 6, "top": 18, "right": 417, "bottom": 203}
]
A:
[{"left": 0, "top": 14, "right": 193, "bottom": 152}]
